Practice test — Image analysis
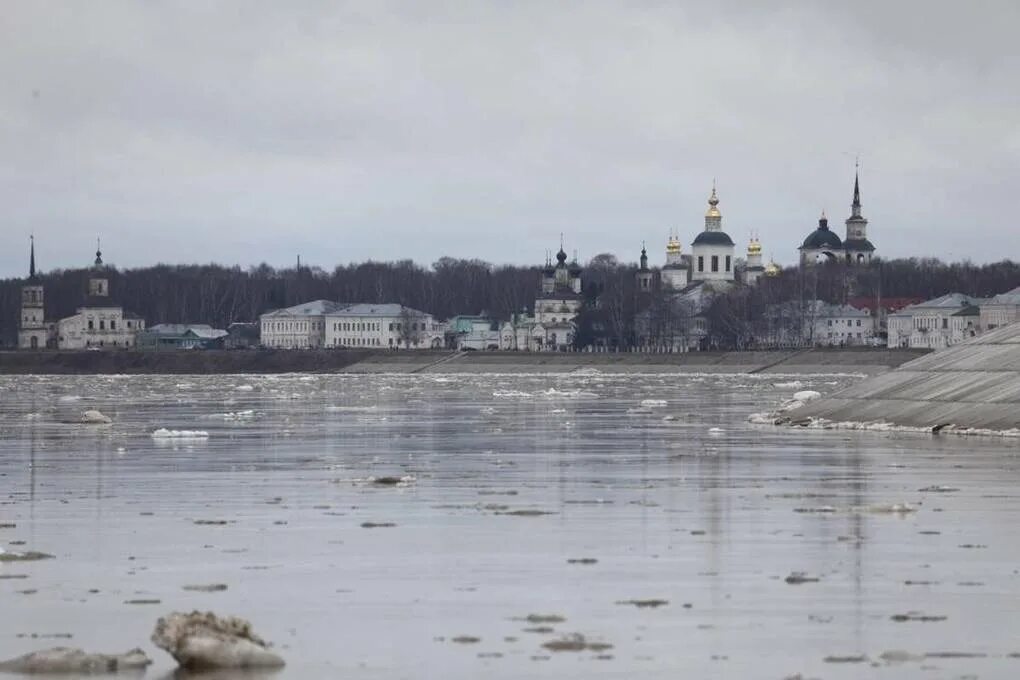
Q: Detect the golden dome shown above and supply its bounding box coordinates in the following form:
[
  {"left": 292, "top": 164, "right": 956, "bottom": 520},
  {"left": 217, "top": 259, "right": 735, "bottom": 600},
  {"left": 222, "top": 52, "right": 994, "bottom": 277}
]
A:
[
  {"left": 764, "top": 259, "right": 781, "bottom": 277},
  {"left": 705, "top": 184, "right": 721, "bottom": 218},
  {"left": 747, "top": 237, "right": 762, "bottom": 256},
  {"left": 666, "top": 234, "right": 682, "bottom": 255}
]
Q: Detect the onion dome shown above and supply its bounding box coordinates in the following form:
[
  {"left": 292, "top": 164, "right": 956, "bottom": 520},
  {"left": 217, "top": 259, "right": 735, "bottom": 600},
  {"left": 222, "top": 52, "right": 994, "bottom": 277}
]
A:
[
  {"left": 747, "top": 237, "right": 762, "bottom": 256},
  {"left": 764, "top": 260, "right": 781, "bottom": 277}
]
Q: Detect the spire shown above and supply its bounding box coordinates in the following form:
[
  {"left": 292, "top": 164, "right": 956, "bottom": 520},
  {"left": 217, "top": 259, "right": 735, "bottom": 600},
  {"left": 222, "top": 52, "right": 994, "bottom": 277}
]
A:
[
  {"left": 94, "top": 237, "right": 103, "bottom": 267},
  {"left": 819, "top": 210, "right": 829, "bottom": 230},
  {"left": 850, "top": 171, "right": 862, "bottom": 218},
  {"left": 29, "top": 235, "right": 36, "bottom": 279}
]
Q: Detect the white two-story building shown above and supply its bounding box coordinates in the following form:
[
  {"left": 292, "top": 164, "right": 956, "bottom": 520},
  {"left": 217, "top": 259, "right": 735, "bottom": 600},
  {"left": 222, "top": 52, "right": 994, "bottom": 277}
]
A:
[
  {"left": 887, "top": 293, "right": 985, "bottom": 349},
  {"left": 324, "top": 304, "right": 443, "bottom": 349}
]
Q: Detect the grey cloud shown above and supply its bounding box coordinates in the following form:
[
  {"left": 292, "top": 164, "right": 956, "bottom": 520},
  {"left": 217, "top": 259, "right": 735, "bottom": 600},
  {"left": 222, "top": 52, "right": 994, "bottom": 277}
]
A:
[{"left": 1, "top": 1, "right": 1017, "bottom": 276}]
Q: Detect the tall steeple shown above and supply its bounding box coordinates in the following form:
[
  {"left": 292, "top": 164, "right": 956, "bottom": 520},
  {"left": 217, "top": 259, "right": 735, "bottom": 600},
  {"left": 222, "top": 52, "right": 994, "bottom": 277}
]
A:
[
  {"left": 851, "top": 172, "right": 862, "bottom": 218},
  {"left": 29, "top": 235, "right": 36, "bottom": 279},
  {"left": 94, "top": 237, "right": 103, "bottom": 268}
]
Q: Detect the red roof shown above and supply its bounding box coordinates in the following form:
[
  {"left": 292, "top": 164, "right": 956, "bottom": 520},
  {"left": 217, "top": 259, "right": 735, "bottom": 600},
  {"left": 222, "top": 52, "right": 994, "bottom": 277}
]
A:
[{"left": 848, "top": 296, "right": 923, "bottom": 313}]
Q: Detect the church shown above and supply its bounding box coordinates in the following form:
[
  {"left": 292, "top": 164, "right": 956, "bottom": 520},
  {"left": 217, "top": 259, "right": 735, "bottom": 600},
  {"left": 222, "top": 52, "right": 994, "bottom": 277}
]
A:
[
  {"left": 500, "top": 239, "right": 583, "bottom": 351},
  {"left": 799, "top": 172, "right": 877, "bottom": 266},
  {"left": 18, "top": 239, "right": 146, "bottom": 350}
]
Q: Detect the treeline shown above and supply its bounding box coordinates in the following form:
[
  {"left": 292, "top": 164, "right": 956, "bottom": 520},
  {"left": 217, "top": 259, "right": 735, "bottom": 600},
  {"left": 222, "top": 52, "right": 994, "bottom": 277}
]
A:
[{"left": 1, "top": 255, "right": 1017, "bottom": 347}]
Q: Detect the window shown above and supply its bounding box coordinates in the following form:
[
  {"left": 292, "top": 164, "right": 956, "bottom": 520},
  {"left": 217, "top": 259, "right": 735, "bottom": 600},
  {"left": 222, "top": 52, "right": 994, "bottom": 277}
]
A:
[
  {"left": 725, "top": 256, "right": 731, "bottom": 272},
  {"left": 88, "top": 320, "right": 94, "bottom": 330},
  {"left": 856, "top": 320, "right": 861, "bottom": 327},
  {"left": 711, "top": 256, "right": 719, "bottom": 272},
  {"left": 110, "top": 320, "right": 116, "bottom": 330},
  {"left": 942, "top": 318, "right": 948, "bottom": 329},
  {"left": 698, "top": 256, "right": 704, "bottom": 272}
]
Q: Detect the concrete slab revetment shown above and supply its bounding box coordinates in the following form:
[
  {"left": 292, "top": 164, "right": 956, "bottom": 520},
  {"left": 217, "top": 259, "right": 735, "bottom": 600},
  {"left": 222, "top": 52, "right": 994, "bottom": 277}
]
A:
[{"left": 782, "top": 322, "right": 1020, "bottom": 433}]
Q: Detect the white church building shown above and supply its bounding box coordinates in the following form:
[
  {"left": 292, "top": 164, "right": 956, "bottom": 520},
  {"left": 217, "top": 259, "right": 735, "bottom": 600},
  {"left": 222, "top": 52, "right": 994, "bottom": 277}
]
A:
[{"left": 18, "top": 239, "right": 145, "bottom": 350}]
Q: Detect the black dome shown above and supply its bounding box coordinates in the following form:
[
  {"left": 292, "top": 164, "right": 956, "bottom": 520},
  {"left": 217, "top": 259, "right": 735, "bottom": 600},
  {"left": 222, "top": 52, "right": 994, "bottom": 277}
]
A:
[
  {"left": 691, "top": 231, "right": 735, "bottom": 247},
  {"left": 801, "top": 228, "right": 843, "bottom": 249}
]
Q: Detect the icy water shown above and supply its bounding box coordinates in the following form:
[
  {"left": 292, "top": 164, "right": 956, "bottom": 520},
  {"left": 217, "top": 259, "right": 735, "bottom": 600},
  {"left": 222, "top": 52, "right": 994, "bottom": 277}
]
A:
[{"left": 2, "top": 372, "right": 1020, "bottom": 679}]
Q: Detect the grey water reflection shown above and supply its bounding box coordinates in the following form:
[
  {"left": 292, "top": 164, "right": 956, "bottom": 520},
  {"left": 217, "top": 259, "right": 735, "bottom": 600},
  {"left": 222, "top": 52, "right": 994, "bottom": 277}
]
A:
[{"left": 2, "top": 372, "right": 1020, "bottom": 679}]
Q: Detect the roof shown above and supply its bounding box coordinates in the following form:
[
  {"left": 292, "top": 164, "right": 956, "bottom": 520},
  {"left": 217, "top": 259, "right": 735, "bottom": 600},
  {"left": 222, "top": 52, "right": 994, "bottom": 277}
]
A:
[
  {"left": 691, "top": 231, "right": 735, "bottom": 247},
  {"left": 897, "top": 293, "right": 990, "bottom": 314},
  {"left": 987, "top": 286, "right": 1020, "bottom": 305},
  {"left": 848, "top": 296, "right": 924, "bottom": 313},
  {"left": 952, "top": 305, "right": 981, "bottom": 317},
  {"left": 800, "top": 228, "right": 843, "bottom": 250},
  {"left": 143, "top": 324, "right": 227, "bottom": 339},
  {"left": 261, "top": 300, "right": 347, "bottom": 317},
  {"left": 843, "top": 238, "right": 876, "bottom": 252},
  {"left": 330, "top": 303, "right": 430, "bottom": 318}
]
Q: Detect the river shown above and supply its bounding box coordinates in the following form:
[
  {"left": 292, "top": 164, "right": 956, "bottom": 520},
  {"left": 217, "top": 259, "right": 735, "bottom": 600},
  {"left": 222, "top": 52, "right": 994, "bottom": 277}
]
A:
[{"left": 1, "top": 372, "right": 1018, "bottom": 678}]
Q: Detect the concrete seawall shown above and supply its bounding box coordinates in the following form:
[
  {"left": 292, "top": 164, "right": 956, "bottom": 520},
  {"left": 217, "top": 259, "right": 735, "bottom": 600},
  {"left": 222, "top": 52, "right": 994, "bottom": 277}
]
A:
[
  {"left": 784, "top": 323, "right": 1020, "bottom": 432},
  {"left": 0, "top": 347, "right": 928, "bottom": 375}
]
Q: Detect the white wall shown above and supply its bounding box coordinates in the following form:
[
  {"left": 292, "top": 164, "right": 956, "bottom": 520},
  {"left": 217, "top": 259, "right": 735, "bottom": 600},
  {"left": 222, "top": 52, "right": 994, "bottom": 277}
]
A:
[{"left": 690, "top": 244, "right": 735, "bottom": 282}]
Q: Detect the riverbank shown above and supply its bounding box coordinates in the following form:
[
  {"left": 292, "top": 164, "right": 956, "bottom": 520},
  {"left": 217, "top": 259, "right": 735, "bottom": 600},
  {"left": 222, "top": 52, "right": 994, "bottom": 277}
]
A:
[{"left": 0, "top": 347, "right": 928, "bottom": 375}]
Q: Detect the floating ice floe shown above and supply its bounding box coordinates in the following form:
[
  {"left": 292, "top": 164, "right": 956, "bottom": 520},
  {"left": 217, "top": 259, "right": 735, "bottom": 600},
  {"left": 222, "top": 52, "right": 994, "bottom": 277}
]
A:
[
  {"left": 80, "top": 410, "right": 112, "bottom": 425},
  {"left": 151, "top": 429, "right": 210, "bottom": 439},
  {"left": 492, "top": 390, "right": 532, "bottom": 399},
  {"left": 540, "top": 388, "right": 597, "bottom": 399},
  {"left": 792, "top": 390, "right": 822, "bottom": 403},
  {"left": 203, "top": 410, "right": 256, "bottom": 421},
  {"left": 640, "top": 399, "right": 668, "bottom": 408},
  {"left": 234, "top": 385, "right": 255, "bottom": 392},
  {"left": 772, "top": 381, "right": 803, "bottom": 389},
  {"left": 708, "top": 427, "right": 725, "bottom": 435}
]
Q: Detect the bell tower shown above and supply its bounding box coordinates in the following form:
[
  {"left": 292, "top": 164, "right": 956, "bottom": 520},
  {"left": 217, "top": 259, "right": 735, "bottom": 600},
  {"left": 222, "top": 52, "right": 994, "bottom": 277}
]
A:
[
  {"left": 88, "top": 237, "right": 110, "bottom": 298},
  {"left": 19, "top": 236, "right": 48, "bottom": 349}
]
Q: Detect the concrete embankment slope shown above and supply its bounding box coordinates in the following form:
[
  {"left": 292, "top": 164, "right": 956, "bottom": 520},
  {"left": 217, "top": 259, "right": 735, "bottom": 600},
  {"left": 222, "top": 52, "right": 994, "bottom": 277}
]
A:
[{"left": 785, "top": 323, "right": 1020, "bottom": 432}]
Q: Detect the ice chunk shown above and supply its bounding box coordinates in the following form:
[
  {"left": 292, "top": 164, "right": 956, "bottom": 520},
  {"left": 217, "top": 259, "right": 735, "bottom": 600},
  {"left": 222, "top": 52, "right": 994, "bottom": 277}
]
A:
[
  {"left": 152, "top": 429, "right": 210, "bottom": 439},
  {"left": 792, "top": 390, "right": 821, "bottom": 403},
  {"left": 80, "top": 410, "right": 112, "bottom": 425}
]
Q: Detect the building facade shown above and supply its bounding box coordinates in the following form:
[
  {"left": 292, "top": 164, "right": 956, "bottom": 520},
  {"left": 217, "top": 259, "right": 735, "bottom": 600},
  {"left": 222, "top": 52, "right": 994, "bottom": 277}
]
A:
[
  {"left": 259, "top": 300, "right": 345, "bottom": 349},
  {"left": 324, "top": 304, "right": 443, "bottom": 349},
  {"left": 136, "top": 324, "right": 228, "bottom": 351},
  {"left": 887, "top": 293, "right": 985, "bottom": 349},
  {"left": 445, "top": 316, "right": 499, "bottom": 350},
  {"left": 980, "top": 286, "right": 1020, "bottom": 331}
]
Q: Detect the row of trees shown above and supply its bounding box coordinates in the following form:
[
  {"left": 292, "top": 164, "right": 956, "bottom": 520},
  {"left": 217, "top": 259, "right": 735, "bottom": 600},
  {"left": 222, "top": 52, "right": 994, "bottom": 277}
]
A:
[{"left": 1, "top": 255, "right": 1017, "bottom": 348}]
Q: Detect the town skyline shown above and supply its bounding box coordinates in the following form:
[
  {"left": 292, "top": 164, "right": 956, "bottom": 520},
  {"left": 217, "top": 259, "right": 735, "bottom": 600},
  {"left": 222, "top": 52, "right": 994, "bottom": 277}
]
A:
[{"left": 3, "top": 2, "right": 1018, "bottom": 277}]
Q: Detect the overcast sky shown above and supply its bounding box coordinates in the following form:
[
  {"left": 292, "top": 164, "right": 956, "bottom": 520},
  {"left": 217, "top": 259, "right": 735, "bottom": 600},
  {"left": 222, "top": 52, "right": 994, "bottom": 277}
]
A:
[{"left": 2, "top": 1, "right": 1018, "bottom": 277}]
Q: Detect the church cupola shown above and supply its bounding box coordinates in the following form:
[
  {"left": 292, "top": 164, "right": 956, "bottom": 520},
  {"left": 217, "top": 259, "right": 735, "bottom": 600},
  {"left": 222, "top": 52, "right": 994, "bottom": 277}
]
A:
[
  {"left": 88, "top": 238, "right": 110, "bottom": 299},
  {"left": 636, "top": 242, "right": 653, "bottom": 293},
  {"left": 744, "top": 234, "right": 766, "bottom": 285}
]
